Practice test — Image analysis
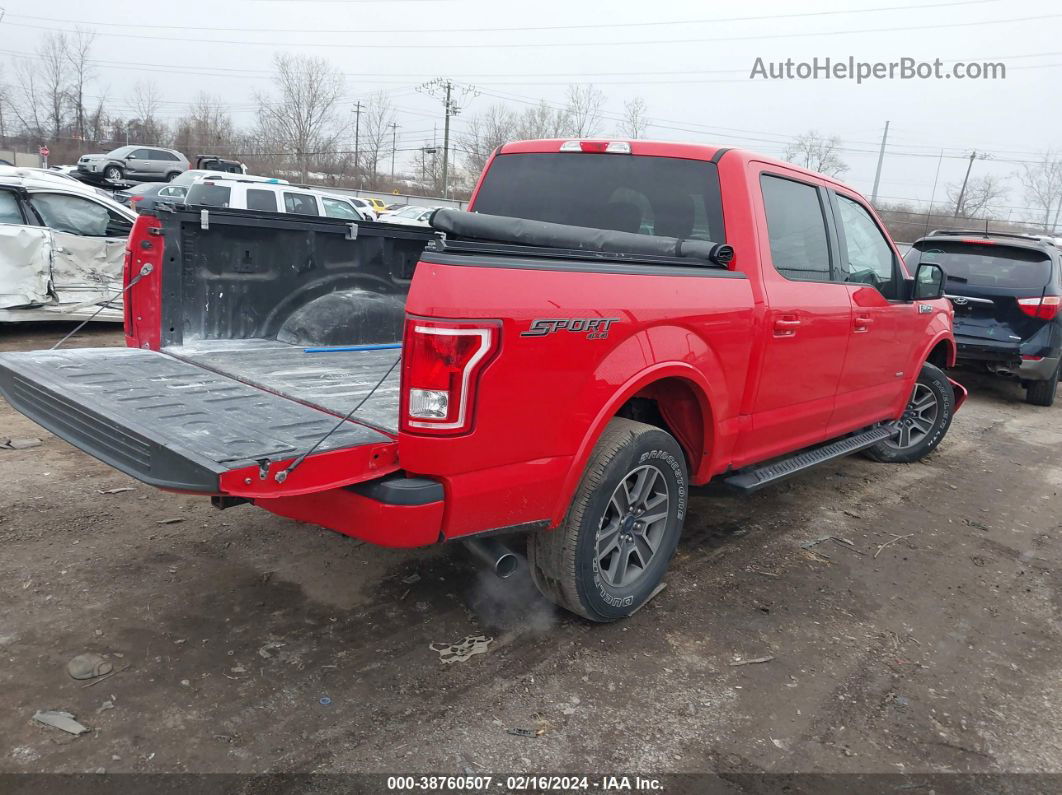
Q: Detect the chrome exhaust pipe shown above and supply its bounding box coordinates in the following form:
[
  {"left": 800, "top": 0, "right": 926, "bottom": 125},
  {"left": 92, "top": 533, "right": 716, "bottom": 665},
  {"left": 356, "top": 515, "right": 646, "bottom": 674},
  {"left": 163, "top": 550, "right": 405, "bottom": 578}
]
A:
[{"left": 465, "top": 537, "right": 520, "bottom": 579}]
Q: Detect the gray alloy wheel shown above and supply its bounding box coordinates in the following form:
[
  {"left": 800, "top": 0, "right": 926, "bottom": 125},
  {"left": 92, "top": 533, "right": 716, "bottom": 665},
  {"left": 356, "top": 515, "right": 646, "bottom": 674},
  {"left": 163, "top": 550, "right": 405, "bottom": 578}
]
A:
[
  {"left": 881, "top": 382, "right": 939, "bottom": 450},
  {"left": 103, "top": 165, "right": 122, "bottom": 180},
  {"left": 596, "top": 464, "right": 670, "bottom": 588}
]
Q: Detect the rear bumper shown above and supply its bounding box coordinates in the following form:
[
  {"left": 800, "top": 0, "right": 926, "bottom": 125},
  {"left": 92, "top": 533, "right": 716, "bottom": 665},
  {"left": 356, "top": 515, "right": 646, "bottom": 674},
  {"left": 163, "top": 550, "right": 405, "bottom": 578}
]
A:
[
  {"left": 1017, "top": 354, "right": 1061, "bottom": 381},
  {"left": 955, "top": 337, "right": 1060, "bottom": 381},
  {"left": 255, "top": 474, "right": 445, "bottom": 548}
]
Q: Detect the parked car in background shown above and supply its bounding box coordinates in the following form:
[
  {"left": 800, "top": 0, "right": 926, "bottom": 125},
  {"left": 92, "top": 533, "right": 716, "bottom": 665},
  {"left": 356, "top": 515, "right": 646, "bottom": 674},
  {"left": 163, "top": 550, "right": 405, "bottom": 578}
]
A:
[
  {"left": 185, "top": 177, "right": 361, "bottom": 220},
  {"left": 346, "top": 196, "right": 378, "bottom": 221},
  {"left": 363, "top": 197, "right": 388, "bottom": 214},
  {"left": 194, "top": 155, "right": 245, "bottom": 174},
  {"left": 382, "top": 205, "right": 439, "bottom": 227},
  {"left": 0, "top": 166, "right": 135, "bottom": 322},
  {"left": 77, "top": 146, "right": 189, "bottom": 183},
  {"left": 906, "top": 230, "right": 1062, "bottom": 405},
  {"left": 116, "top": 171, "right": 288, "bottom": 210}
]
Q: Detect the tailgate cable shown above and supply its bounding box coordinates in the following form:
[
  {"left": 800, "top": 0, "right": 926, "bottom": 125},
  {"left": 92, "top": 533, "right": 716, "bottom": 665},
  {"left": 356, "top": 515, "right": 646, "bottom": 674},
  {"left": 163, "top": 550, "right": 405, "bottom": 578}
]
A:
[
  {"left": 51, "top": 264, "right": 153, "bottom": 351},
  {"left": 273, "top": 355, "right": 401, "bottom": 484}
]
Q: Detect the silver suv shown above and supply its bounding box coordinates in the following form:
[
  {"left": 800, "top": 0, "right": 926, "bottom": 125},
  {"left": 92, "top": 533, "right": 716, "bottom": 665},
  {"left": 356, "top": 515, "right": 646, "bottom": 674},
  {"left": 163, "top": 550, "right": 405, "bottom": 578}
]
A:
[{"left": 77, "top": 146, "right": 190, "bottom": 183}]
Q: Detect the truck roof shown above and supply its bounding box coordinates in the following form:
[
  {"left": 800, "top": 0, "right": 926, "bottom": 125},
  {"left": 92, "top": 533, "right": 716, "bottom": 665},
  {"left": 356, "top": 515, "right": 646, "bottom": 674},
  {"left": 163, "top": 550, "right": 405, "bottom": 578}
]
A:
[{"left": 495, "top": 139, "right": 858, "bottom": 191}]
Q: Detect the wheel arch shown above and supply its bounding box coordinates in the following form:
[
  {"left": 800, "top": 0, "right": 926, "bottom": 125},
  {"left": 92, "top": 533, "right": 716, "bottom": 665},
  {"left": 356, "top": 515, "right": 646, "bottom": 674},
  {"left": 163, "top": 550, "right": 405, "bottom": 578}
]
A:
[{"left": 549, "top": 362, "right": 719, "bottom": 527}]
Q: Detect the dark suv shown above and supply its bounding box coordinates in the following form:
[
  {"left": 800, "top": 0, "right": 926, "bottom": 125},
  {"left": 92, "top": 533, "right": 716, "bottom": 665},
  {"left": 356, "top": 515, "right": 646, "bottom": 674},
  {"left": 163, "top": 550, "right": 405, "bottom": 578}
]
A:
[{"left": 905, "top": 230, "right": 1061, "bottom": 406}]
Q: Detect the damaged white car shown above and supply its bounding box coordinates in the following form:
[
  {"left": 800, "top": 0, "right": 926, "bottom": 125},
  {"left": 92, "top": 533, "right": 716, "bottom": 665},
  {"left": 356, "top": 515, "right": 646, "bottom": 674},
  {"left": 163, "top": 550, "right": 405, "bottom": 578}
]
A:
[{"left": 0, "top": 167, "right": 135, "bottom": 322}]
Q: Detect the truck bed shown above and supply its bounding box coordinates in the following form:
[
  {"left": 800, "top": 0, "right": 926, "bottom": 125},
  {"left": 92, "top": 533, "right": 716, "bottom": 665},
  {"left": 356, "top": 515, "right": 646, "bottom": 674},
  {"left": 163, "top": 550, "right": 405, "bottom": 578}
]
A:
[{"left": 164, "top": 339, "right": 401, "bottom": 433}]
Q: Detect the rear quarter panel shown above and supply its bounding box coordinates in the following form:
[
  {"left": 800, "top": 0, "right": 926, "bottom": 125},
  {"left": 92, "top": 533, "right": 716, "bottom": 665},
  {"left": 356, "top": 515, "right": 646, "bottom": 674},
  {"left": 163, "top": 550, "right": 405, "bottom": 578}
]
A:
[{"left": 401, "top": 259, "right": 756, "bottom": 536}]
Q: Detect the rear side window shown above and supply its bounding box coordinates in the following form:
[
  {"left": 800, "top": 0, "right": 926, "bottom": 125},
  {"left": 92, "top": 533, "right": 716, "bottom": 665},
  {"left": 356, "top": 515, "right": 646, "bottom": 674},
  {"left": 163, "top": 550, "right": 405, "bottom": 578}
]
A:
[
  {"left": 186, "top": 183, "right": 231, "bottom": 207},
  {"left": 0, "top": 190, "right": 24, "bottom": 224},
  {"left": 152, "top": 150, "right": 179, "bottom": 161},
  {"left": 761, "top": 175, "right": 831, "bottom": 282},
  {"left": 906, "top": 242, "right": 1052, "bottom": 289},
  {"left": 284, "top": 192, "right": 319, "bottom": 216},
  {"left": 322, "top": 198, "right": 358, "bottom": 219},
  {"left": 246, "top": 189, "right": 278, "bottom": 212},
  {"left": 472, "top": 153, "right": 725, "bottom": 243}
]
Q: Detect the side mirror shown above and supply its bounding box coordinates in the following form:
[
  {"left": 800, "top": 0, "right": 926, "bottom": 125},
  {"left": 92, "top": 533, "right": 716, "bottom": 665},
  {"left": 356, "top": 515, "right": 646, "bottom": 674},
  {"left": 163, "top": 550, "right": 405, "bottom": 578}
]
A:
[
  {"left": 126, "top": 154, "right": 137, "bottom": 160},
  {"left": 913, "top": 262, "right": 945, "bottom": 301}
]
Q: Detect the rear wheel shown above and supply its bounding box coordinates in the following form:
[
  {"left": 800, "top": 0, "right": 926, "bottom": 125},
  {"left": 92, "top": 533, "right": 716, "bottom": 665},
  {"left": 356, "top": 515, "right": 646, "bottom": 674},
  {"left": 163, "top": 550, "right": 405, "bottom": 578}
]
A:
[
  {"left": 165, "top": 171, "right": 181, "bottom": 182},
  {"left": 865, "top": 362, "right": 955, "bottom": 463},
  {"left": 103, "top": 165, "right": 123, "bottom": 181},
  {"left": 529, "top": 418, "right": 687, "bottom": 622},
  {"left": 1025, "top": 363, "right": 1059, "bottom": 407}
]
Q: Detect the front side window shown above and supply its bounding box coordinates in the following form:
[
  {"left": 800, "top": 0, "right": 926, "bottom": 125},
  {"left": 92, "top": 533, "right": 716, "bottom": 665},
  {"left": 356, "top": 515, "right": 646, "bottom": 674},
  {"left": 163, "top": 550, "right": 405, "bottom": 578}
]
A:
[
  {"left": 322, "top": 198, "right": 358, "bottom": 219},
  {"left": 284, "top": 192, "right": 319, "bottom": 216},
  {"left": 129, "top": 149, "right": 153, "bottom": 160},
  {"left": 760, "top": 174, "right": 831, "bottom": 282},
  {"left": 835, "top": 194, "right": 897, "bottom": 296},
  {"left": 0, "top": 190, "right": 25, "bottom": 225},
  {"left": 28, "top": 193, "right": 131, "bottom": 237}
]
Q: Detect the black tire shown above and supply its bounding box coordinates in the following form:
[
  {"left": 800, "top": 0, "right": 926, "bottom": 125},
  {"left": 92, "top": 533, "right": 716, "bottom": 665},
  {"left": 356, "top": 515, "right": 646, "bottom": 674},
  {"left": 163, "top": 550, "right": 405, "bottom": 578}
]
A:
[
  {"left": 1025, "top": 363, "right": 1059, "bottom": 407},
  {"left": 165, "top": 171, "right": 180, "bottom": 182},
  {"left": 865, "top": 362, "right": 955, "bottom": 464},
  {"left": 528, "top": 418, "right": 687, "bottom": 622},
  {"left": 103, "top": 165, "right": 123, "bottom": 181}
]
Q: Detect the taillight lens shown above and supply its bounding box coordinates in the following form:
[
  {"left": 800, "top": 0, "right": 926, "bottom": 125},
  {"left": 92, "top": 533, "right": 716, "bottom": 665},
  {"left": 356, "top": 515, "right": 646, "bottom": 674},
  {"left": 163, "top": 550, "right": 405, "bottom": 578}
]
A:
[
  {"left": 401, "top": 318, "right": 500, "bottom": 435},
  {"left": 1017, "top": 296, "right": 1061, "bottom": 320}
]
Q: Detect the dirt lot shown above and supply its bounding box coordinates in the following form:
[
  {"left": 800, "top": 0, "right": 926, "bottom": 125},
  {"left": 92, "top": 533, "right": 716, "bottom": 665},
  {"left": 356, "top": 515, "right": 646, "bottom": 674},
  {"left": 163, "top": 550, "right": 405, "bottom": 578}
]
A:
[{"left": 1, "top": 322, "right": 1060, "bottom": 778}]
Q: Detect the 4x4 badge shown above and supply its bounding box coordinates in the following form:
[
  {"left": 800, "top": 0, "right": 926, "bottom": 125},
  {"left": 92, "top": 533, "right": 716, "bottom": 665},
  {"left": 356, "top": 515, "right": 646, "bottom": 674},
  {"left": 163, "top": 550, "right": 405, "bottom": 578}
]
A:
[{"left": 917, "top": 304, "right": 933, "bottom": 314}]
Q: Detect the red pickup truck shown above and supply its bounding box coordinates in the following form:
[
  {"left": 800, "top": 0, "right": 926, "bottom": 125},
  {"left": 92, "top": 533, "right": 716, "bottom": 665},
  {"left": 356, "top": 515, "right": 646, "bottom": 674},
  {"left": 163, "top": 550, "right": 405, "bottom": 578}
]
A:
[{"left": 0, "top": 139, "right": 965, "bottom": 622}]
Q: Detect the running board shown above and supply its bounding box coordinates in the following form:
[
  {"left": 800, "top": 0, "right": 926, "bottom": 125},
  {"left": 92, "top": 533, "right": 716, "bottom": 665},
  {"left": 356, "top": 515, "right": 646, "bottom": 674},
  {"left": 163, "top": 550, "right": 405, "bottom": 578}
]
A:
[{"left": 724, "top": 425, "right": 894, "bottom": 493}]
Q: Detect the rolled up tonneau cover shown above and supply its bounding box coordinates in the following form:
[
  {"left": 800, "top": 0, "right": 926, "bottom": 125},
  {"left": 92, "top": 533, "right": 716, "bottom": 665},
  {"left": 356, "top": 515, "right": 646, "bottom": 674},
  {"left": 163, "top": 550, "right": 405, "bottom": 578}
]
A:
[{"left": 430, "top": 208, "right": 728, "bottom": 264}]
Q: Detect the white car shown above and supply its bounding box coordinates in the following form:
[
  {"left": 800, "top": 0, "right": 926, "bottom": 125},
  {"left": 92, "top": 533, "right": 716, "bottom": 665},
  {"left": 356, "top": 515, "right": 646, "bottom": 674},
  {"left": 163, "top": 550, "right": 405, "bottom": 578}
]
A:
[
  {"left": 382, "top": 205, "right": 439, "bottom": 227},
  {"left": 345, "top": 196, "right": 378, "bottom": 221},
  {"left": 185, "top": 178, "right": 376, "bottom": 223},
  {"left": 0, "top": 167, "right": 136, "bottom": 322}
]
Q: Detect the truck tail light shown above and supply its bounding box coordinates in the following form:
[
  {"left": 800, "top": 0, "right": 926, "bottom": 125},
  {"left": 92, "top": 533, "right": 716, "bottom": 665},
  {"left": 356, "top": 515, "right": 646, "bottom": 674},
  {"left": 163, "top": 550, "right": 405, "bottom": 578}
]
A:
[
  {"left": 401, "top": 318, "right": 500, "bottom": 435},
  {"left": 1017, "top": 295, "right": 1060, "bottom": 320}
]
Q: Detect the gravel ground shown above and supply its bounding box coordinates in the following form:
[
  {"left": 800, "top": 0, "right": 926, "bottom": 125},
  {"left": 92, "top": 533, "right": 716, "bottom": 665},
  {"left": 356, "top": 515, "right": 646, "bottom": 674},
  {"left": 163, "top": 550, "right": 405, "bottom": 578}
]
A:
[{"left": 0, "top": 322, "right": 1059, "bottom": 779}]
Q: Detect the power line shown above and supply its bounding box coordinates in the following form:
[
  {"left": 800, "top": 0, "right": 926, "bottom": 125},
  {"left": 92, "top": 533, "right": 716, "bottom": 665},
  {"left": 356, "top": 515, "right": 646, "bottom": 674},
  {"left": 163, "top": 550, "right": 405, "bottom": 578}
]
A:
[
  {"left": 4, "top": 0, "right": 1003, "bottom": 37},
  {"left": 3, "top": 12, "right": 1057, "bottom": 50}
]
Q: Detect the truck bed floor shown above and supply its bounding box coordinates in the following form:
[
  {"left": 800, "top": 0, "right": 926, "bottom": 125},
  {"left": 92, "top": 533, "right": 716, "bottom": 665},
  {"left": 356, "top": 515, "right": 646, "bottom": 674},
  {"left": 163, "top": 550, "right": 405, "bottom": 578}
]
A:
[{"left": 164, "top": 339, "right": 401, "bottom": 433}]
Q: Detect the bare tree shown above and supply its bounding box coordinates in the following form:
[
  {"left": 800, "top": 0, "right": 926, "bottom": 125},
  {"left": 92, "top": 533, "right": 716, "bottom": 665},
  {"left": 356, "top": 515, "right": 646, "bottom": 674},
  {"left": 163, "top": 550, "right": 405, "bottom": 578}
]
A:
[
  {"left": 66, "top": 28, "right": 96, "bottom": 142},
  {"left": 175, "top": 92, "right": 234, "bottom": 154},
  {"left": 129, "top": 80, "right": 167, "bottom": 143},
  {"left": 563, "top": 84, "right": 604, "bottom": 138},
  {"left": 38, "top": 32, "right": 70, "bottom": 140},
  {"left": 459, "top": 104, "right": 517, "bottom": 177},
  {"left": 11, "top": 56, "right": 46, "bottom": 140},
  {"left": 360, "top": 92, "right": 396, "bottom": 183},
  {"left": 946, "top": 174, "right": 1008, "bottom": 219},
  {"left": 514, "top": 100, "right": 569, "bottom": 140},
  {"left": 618, "top": 96, "right": 650, "bottom": 138},
  {"left": 256, "top": 52, "right": 344, "bottom": 183},
  {"left": 1017, "top": 151, "right": 1062, "bottom": 231},
  {"left": 784, "top": 130, "right": 850, "bottom": 177}
]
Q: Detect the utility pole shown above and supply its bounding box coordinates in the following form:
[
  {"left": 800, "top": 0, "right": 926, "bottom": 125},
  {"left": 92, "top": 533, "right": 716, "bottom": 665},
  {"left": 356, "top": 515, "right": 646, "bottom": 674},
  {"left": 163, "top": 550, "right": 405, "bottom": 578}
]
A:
[
  {"left": 390, "top": 122, "right": 399, "bottom": 183},
  {"left": 352, "top": 101, "right": 363, "bottom": 186},
  {"left": 923, "top": 149, "right": 945, "bottom": 236},
  {"left": 870, "top": 120, "right": 889, "bottom": 205},
  {"left": 954, "top": 150, "right": 978, "bottom": 218},
  {"left": 417, "top": 78, "right": 478, "bottom": 199}
]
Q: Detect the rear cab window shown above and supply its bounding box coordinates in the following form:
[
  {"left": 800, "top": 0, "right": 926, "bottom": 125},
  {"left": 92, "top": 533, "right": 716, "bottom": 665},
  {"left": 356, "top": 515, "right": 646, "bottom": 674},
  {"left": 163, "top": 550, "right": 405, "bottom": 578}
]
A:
[
  {"left": 471, "top": 152, "right": 725, "bottom": 244},
  {"left": 906, "top": 241, "right": 1052, "bottom": 291}
]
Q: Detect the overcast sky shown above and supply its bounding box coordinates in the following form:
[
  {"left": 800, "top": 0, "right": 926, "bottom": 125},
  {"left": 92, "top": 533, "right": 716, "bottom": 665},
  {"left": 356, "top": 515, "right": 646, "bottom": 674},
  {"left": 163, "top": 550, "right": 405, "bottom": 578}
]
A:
[{"left": 2, "top": 0, "right": 1058, "bottom": 220}]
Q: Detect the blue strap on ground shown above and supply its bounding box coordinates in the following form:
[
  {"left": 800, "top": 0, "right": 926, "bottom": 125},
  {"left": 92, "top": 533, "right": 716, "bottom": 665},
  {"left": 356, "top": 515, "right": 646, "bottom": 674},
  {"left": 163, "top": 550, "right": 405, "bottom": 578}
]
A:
[{"left": 303, "top": 343, "right": 403, "bottom": 353}]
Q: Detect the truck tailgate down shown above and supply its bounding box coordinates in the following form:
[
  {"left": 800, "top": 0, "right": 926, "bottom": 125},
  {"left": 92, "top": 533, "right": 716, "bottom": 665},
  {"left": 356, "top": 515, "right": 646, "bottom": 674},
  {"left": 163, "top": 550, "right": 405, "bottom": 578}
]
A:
[{"left": 0, "top": 348, "right": 397, "bottom": 495}]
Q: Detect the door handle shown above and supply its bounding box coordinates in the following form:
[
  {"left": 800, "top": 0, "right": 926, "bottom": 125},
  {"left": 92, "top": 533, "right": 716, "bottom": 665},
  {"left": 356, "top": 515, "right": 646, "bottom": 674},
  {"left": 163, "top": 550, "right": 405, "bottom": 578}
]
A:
[
  {"left": 854, "top": 314, "right": 873, "bottom": 333},
  {"left": 773, "top": 315, "right": 800, "bottom": 337}
]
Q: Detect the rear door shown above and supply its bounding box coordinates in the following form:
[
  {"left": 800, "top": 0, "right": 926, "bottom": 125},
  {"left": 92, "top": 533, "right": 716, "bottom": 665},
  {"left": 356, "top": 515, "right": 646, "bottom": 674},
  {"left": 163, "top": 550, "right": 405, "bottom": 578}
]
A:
[
  {"left": 742, "top": 169, "right": 853, "bottom": 462},
  {"left": 828, "top": 189, "right": 915, "bottom": 433},
  {"left": 25, "top": 191, "right": 133, "bottom": 310}
]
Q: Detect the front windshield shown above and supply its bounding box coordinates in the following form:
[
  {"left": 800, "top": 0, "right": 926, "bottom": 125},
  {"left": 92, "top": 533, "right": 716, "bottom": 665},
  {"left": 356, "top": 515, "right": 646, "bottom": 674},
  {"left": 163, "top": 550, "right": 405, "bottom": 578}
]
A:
[{"left": 106, "top": 146, "right": 134, "bottom": 158}]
